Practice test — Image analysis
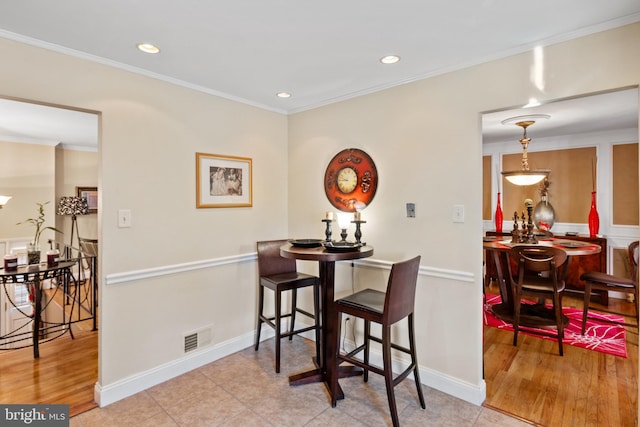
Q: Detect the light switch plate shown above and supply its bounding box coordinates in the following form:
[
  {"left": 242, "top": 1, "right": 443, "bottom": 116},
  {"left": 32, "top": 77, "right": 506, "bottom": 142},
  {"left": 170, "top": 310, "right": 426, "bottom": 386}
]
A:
[
  {"left": 118, "top": 209, "right": 132, "bottom": 228},
  {"left": 406, "top": 203, "right": 415, "bottom": 218},
  {"left": 452, "top": 204, "right": 465, "bottom": 223}
]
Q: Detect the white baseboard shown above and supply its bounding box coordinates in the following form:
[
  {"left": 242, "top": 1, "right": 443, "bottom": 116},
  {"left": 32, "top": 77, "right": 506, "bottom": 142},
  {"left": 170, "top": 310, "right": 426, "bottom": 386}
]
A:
[
  {"left": 94, "top": 324, "right": 484, "bottom": 409},
  {"left": 95, "top": 328, "right": 275, "bottom": 407},
  {"left": 340, "top": 337, "right": 485, "bottom": 406}
]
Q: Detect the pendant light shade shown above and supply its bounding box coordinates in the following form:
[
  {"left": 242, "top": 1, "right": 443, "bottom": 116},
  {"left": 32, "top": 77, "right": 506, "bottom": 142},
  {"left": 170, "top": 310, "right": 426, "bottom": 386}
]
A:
[
  {"left": 0, "top": 195, "right": 11, "bottom": 208},
  {"left": 501, "top": 120, "right": 550, "bottom": 186}
]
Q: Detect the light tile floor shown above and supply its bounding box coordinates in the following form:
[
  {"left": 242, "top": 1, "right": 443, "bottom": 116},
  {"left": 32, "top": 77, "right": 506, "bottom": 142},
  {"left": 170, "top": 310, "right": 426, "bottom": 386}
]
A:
[{"left": 72, "top": 337, "right": 532, "bottom": 427}]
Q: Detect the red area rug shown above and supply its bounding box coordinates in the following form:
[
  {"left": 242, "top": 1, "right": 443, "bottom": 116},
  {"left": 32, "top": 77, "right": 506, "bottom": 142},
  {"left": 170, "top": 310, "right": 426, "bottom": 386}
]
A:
[{"left": 484, "top": 293, "right": 627, "bottom": 358}]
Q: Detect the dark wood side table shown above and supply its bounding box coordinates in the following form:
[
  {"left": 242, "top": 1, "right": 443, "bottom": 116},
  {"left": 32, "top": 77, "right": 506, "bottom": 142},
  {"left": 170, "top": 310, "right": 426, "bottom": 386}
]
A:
[
  {"left": 280, "top": 243, "right": 374, "bottom": 403},
  {"left": 562, "top": 236, "right": 608, "bottom": 304}
]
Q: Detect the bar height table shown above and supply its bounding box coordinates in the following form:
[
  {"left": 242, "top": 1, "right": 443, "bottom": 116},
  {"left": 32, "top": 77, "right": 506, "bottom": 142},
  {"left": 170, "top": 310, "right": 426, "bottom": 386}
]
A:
[{"left": 280, "top": 243, "right": 373, "bottom": 402}]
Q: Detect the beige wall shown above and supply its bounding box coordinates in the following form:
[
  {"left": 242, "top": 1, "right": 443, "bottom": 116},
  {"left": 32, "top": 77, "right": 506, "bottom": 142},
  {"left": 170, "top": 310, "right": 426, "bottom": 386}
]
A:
[
  {"left": 0, "top": 36, "right": 289, "bottom": 392},
  {"left": 0, "top": 22, "right": 638, "bottom": 408},
  {"left": 485, "top": 142, "right": 639, "bottom": 228},
  {"left": 0, "top": 141, "right": 98, "bottom": 248},
  {"left": 55, "top": 147, "right": 99, "bottom": 241},
  {"left": 289, "top": 23, "right": 640, "bottom": 392},
  {"left": 0, "top": 140, "right": 56, "bottom": 244}
]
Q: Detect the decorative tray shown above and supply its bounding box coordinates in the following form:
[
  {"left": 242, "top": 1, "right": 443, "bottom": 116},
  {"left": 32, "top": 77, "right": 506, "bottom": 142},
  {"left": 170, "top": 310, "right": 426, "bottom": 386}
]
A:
[
  {"left": 322, "top": 241, "right": 364, "bottom": 252},
  {"left": 289, "top": 239, "right": 323, "bottom": 248}
]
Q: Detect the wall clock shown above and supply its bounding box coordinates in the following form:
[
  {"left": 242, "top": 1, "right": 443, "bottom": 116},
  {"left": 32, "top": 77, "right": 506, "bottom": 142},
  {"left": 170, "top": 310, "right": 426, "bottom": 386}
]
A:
[{"left": 324, "top": 148, "right": 378, "bottom": 212}]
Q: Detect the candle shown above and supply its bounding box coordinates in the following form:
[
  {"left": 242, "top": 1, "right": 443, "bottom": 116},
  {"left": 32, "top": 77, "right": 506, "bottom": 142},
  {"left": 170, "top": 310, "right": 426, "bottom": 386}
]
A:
[
  {"left": 4, "top": 254, "right": 18, "bottom": 271},
  {"left": 325, "top": 211, "right": 334, "bottom": 220},
  {"left": 47, "top": 250, "right": 60, "bottom": 267},
  {"left": 354, "top": 211, "right": 361, "bottom": 221}
]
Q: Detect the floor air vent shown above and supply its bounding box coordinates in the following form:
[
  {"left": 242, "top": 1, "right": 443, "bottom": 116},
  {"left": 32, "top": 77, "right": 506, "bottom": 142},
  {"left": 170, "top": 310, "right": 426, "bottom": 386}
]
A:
[{"left": 184, "top": 326, "right": 213, "bottom": 353}]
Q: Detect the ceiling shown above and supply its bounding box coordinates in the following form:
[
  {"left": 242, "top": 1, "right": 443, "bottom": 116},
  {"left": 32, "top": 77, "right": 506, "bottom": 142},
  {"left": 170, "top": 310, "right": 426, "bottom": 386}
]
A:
[{"left": 0, "top": 1, "right": 639, "bottom": 148}]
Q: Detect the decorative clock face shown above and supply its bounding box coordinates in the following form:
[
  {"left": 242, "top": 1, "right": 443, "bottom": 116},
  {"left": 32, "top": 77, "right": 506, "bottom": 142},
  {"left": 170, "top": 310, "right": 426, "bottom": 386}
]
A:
[
  {"left": 337, "top": 167, "right": 358, "bottom": 194},
  {"left": 324, "top": 148, "right": 378, "bottom": 212}
]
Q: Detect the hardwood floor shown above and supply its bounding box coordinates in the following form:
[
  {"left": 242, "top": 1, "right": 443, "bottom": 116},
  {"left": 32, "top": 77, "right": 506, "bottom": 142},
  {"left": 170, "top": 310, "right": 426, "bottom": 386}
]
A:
[
  {"left": 483, "top": 282, "right": 638, "bottom": 426},
  {"left": 0, "top": 329, "right": 98, "bottom": 417}
]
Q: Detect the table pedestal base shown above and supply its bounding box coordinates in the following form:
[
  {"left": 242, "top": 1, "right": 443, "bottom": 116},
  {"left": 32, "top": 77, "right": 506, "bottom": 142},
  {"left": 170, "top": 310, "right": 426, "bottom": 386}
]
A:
[
  {"left": 491, "top": 302, "right": 569, "bottom": 328},
  {"left": 289, "top": 364, "right": 362, "bottom": 401}
]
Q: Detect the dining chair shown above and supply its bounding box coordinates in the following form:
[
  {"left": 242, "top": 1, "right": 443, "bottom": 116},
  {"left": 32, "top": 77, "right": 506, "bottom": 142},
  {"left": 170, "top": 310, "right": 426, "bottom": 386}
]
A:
[
  {"left": 508, "top": 246, "right": 567, "bottom": 356},
  {"left": 580, "top": 240, "right": 638, "bottom": 334},
  {"left": 254, "top": 239, "right": 320, "bottom": 373},
  {"left": 78, "top": 237, "right": 98, "bottom": 282},
  {"left": 331, "top": 255, "right": 425, "bottom": 427}
]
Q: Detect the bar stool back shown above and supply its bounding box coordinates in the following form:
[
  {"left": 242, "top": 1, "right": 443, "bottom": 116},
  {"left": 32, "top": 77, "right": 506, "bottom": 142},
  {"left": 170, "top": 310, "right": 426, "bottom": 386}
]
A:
[
  {"left": 331, "top": 255, "right": 425, "bottom": 427},
  {"left": 254, "top": 239, "right": 320, "bottom": 373}
]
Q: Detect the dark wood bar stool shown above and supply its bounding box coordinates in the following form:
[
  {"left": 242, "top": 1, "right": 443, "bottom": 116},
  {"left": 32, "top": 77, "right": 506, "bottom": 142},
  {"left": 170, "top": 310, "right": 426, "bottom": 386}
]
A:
[
  {"left": 331, "top": 255, "right": 425, "bottom": 427},
  {"left": 580, "top": 240, "right": 638, "bottom": 334},
  {"left": 254, "top": 239, "right": 320, "bottom": 373}
]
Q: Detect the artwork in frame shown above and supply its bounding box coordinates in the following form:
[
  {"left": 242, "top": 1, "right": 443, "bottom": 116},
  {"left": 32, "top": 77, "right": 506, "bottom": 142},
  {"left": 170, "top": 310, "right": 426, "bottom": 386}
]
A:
[
  {"left": 76, "top": 186, "right": 98, "bottom": 213},
  {"left": 196, "top": 152, "right": 252, "bottom": 208}
]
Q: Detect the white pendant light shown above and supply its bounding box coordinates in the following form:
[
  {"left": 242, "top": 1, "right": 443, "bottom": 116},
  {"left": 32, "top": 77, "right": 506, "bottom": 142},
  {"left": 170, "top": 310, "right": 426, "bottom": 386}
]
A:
[
  {"left": 501, "top": 120, "right": 550, "bottom": 186},
  {"left": 0, "top": 195, "right": 11, "bottom": 208}
]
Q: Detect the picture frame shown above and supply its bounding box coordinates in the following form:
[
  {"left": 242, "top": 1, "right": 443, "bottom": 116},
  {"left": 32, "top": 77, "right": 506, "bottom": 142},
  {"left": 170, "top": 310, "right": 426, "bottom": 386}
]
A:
[
  {"left": 76, "top": 186, "right": 98, "bottom": 213},
  {"left": 196, "top": 152, "right": 252, "bottom": 208}
]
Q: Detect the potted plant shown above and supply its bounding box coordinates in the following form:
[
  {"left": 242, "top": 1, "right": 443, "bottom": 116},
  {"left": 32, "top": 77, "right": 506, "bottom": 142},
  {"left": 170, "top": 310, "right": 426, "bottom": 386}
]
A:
[{"left": 17, "top": 201, "right": 62, "bottom": 265}]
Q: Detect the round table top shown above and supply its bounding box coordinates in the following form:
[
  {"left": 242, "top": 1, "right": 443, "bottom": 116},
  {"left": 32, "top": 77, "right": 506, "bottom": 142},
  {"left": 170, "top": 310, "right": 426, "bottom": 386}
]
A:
[
  {"left": 483, "top": 237, "right": 601, "bottom": 256},
  {"left": 280, "top": 243, "right": 374, "bottom": 262},
  {"left": 0, "top": 261, "right": 76, "bottom": 278}
]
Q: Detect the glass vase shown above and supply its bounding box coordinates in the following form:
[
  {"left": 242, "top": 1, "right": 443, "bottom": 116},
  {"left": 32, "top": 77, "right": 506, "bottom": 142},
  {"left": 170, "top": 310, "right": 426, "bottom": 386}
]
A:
[
  {"left": 27, "top": 243, "right": 41, "bottom": 266},
  {"left": 588, "top": 191, "right": 599, "bottom": 238},
  {"left": 494, "top": 192, "right": 503, "bottom": 232}
]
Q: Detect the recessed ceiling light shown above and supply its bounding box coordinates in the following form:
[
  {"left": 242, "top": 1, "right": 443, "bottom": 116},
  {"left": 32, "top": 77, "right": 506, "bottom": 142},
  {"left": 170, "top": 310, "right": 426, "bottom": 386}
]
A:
[
  {"left": 276, "top": 92, "right": 291, "bottom": 98},
  {"left": 137, "top": 43, "right": 160, "bottom": 54},
  {"left": 380, "top": 55, "right": 400, "bottom": 64}
]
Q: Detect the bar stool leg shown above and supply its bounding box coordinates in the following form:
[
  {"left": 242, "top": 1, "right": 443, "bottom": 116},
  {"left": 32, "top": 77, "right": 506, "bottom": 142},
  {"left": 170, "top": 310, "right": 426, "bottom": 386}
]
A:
[
  {"left": 289, "top": 289, "right": 297, "bottom": 341},
  {"left": 254, "top": 285, "right": 264, "bottom": 351},
  {"left": 275, "top": 290, "right": 282, "bottom": 373},
  {"left": 382, "top": 325, "right": 400, "bottom": 427}
]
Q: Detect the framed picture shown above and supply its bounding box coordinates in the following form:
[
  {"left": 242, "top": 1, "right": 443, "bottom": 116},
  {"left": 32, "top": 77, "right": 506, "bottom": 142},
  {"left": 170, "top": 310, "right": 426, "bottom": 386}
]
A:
[
  {"left": 196, "top": 152, "right": 252, "bottom": 208},
  {"left": 76, "top": 186, "right": 98, "bottom": 213}
]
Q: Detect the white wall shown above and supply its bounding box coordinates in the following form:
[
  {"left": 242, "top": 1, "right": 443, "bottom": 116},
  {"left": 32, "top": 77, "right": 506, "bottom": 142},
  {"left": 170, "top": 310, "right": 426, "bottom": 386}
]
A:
[{"left": 0, "top": 22, "right": 638, "bottom": 409}]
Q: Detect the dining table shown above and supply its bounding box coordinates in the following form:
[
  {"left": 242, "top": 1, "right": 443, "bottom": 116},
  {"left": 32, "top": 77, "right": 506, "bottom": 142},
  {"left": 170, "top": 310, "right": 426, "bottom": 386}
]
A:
[
  {"left": 280, "top": 242, "right": 374, "bottom": 403},
  {"left": 483, "top": 237, "right": 601, "bottom": 326},
  {"left": 0, "top": 261, "right": 77, "bottom": 358}
]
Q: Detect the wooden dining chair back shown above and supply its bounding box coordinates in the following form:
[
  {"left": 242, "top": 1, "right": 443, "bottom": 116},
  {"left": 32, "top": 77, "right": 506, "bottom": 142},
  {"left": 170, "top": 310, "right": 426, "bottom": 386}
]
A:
[
  {"left": 331, "top": 255, "right": 425, "bottom": 427},
  {"left": 580, "top": 240, "right": 638, "bottom": 334},
  {"left": 508, "top": 246, "right": 567, "bottom": 356},
  {"left": 254, "top": 239, "right": 320, "bottom": 373}
]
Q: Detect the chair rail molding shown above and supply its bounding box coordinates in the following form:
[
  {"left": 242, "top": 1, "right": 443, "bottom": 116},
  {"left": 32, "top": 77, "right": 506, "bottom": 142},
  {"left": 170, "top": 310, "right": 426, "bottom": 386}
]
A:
[{"left": 105, "top": 253, "right": 475, "bottom": 285}]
